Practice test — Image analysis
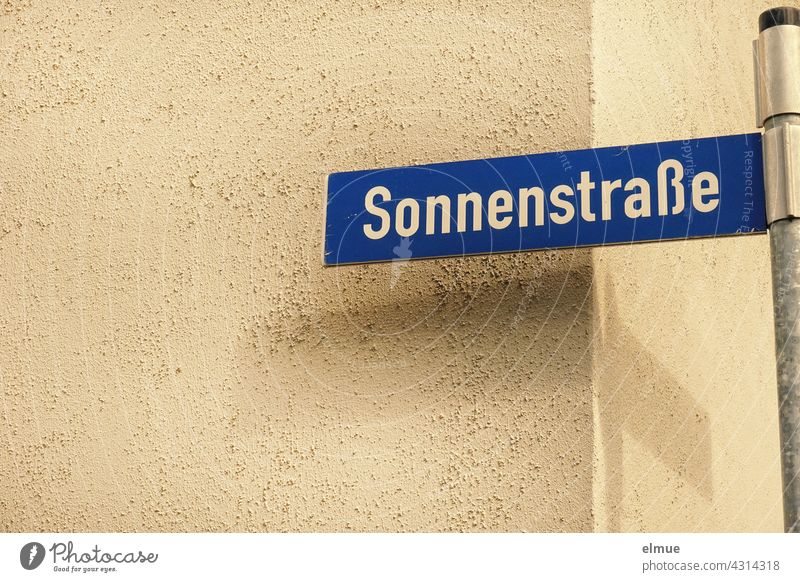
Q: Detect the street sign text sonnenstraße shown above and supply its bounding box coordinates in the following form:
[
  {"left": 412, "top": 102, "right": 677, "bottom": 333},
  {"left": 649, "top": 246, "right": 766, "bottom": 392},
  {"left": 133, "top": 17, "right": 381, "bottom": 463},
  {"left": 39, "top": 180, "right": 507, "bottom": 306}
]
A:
[{"left": 324, "top": 133, "right": 765, "bottom": 266}]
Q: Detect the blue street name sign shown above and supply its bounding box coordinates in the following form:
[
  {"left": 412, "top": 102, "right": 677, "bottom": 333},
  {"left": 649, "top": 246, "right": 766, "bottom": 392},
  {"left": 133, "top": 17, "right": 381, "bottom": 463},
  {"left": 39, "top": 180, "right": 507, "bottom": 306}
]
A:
[{"left": 324, "top": 133, "right": 765, "bottom": 266}]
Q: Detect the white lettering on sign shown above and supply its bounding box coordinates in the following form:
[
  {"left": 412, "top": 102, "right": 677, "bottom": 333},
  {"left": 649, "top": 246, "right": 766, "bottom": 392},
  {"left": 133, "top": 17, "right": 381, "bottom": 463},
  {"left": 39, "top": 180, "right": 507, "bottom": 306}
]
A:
[{"left": 361, "top": 159, "right": 720, "bottom": 240}]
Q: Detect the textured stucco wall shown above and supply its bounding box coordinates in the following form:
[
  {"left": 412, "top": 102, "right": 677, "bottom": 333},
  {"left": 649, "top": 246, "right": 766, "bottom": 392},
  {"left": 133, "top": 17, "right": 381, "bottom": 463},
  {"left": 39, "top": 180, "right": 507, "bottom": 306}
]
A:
[
  {"left": 0, "top": 1, "right": 594, "bottom": 531},
  {"left": 591, "top": 0, "right": 788, "bottom": 531}
]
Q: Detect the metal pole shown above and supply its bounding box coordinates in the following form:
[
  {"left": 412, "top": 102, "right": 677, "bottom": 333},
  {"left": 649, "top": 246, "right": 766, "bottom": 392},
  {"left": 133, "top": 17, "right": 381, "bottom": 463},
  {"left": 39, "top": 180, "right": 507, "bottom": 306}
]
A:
[{"left": 755, "top": 6, "right": 800, "bottom": 532}]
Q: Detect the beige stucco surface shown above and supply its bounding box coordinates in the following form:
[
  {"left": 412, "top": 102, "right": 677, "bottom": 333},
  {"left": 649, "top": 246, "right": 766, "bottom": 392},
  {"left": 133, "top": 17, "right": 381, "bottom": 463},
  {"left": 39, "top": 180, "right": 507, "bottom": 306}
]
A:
[
  {"left": 0, "top": 0, "right": 787, "bottom": 532},
  {"left": 591, "top": 0, "right": 787, "bottom": 531},
  {"left": 0, "top": 0, "right": 594, "bottom": 531}
]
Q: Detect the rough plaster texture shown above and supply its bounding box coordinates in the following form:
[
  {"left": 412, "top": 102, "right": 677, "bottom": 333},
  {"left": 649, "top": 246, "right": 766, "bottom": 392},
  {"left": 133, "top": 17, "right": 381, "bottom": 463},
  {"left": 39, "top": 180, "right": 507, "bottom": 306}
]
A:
[
  {"left": 0, "top": 1, "right": 594, "bottom": 531},
  {"left": 0, "top": 0, "right": 789, "bottom": 533},
  {"left": 591, "top": 0, "right": 788, "bottom": 531}
]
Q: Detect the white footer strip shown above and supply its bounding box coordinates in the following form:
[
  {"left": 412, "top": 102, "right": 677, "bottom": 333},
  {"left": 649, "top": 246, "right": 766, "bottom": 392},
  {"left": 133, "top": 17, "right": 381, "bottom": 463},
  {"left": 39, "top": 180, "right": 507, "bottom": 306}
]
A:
[{"left": 1, "top": 533, "right": 797, "bottom": 581}]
